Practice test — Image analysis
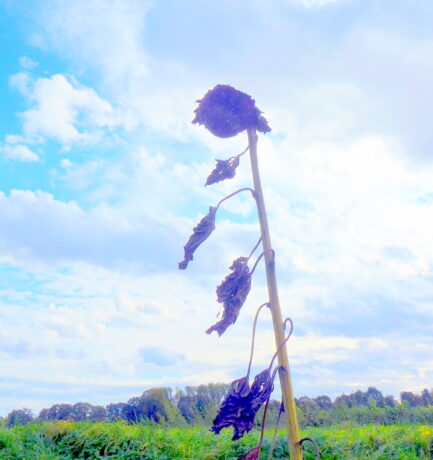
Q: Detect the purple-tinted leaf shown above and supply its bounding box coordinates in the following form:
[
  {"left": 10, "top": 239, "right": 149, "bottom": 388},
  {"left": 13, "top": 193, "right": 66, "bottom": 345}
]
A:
[
  {"left": 211, "top": 369, "right": 274, "bottom": 441},
  {"left": 193, "top": 85, "right": 271, "bottom": 138},
  {"left": 206, "top": 257, "right": 251, "bottom": 336},
  {"left": 205, "top": 156, "right": 240, "bottom": 186},
  {"left": 178, "top": 206, "right": 217, "bottom": 270},
  {"left": 210, "top": 376, "right": 249, "bottom": 437},
  {"left": 239, "top": 447, "right": 260, "bottom": 460}
]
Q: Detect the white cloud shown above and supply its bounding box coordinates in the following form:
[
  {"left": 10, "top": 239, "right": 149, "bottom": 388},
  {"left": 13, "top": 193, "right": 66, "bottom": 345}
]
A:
[
  {"left": 11, "top": 73, "right": 115, "bottom": 145},
  {"left": 40, "top": 303, "right": 108, "bottom": 339},
  {"left": 33, "top": 0, "right": 150, "bottom": 90},
  {"left": 2, "top": 255, "right": 433, "bottom": 414},
  {"left": 60, "top": 158, "right": 73, "bottom": 168},
  {"left": 19, "top": 56, "right": 38, "bottom": 70},
  {"left": 9, "top": 72, "right": 32, "bottom": 97},
  {"left": 0, "top": 144, "right": 39, "bottom": 162},
  {"left": 5, "top": 134, "right": 28, "bottom": 144},
  {"left": 0, "top": 188, "right": 181, "bottom": 272},
  {"left": 258, "top": 131, "right": 433, "bottom": 282},
  {"left": 28, "top": 0, "right": 218, "bottom": 142}
]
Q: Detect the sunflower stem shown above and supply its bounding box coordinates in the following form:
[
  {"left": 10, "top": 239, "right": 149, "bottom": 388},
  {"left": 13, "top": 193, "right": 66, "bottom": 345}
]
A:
[{"left": 247, "top": 128, "right": 303, "bottom": 460}]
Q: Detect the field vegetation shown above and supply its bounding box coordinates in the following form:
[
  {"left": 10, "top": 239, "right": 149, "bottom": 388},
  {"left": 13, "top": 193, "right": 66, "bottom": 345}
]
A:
[
  {"left": 0, "top": 421, "right": 433, "bottom": 459},
  {"left": 2, "top": 385, "right": 433, "bottom": 458}
]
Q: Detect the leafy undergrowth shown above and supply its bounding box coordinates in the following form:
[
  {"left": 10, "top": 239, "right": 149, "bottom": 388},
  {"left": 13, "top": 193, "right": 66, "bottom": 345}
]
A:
[{"left": 0, "top": 422, "right": 432, "bottom": 459}]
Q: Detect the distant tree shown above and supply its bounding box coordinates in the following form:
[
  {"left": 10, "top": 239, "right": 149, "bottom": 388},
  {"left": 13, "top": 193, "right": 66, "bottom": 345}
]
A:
[
  {"left": 90, "top": 405, "right": 107, "bottom": 421},
  {"left": 351, "top": 390, "right": 366, "bottom": 407},
  {"left": 174, "top": 383, "right": 230, "bottom": 424},
  {"left": 10, "top": 383, "right": 433, "bottom": 430},
  {"left": 196, "top": 383, "right": 228, "bottom": 408},
  {"left": 120, "top": 388, "right": 183, "bottom": 425},
  {"left": 122, "top": 397, "right": 141, "bottom": 424},
  {"left": 196, "top": 387, "right": 215, "bottom": 416},
  {"left": 333, "top": 387, "right": 385, "bottom": 409},
  {"left": 296, "top": 396, "right": 320, "bottom": 427},
  {"left": 38, "top": 404, "right": 73, "bottom": 421},
  {"left": 401, "top": 391, "right": 422, "bottom": 408},
  {"left": 6, "top": 408, "right": 34, "bottom": 427},
  {"left": 176, "top": 393, "right": 201, "bottom": 423},
  {"left": 383, "top": 395, "right": 396, "bottom": 407},
  {"left": 334, "top": 394, "right": 353, "bottom": 408},
  {"left": 70, "top": 402, "right": 92, "bottom": 421},
  {"left": 37, "top": 402, "right": 107, "bottom": 422},
  {"left": 70, "top": 402, "right": 107, "bottom": 421},
  {"left": 365, "top": 387, "right": 385, "bottom": 408},
  {"left": 106, "top": 402, "right": 127, "bottom": 421},
  {"left": 314, "top": 395, "right": 333, "bottom": 410},
  {"left": 421, "top": 388, "right": 432, "bottom": 407},
  {"left": 138, "top": 388, "right": 182, "bottom": 424}
]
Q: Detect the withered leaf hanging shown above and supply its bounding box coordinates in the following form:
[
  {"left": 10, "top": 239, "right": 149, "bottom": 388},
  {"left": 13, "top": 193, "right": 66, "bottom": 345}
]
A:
[
  {"left": 206, "top": 256, "right": 252, "bottom": 336},
  {"left": 205, "top": 156, "right": 240, "bottom": 186},
  {"left": 211, "top": 368, "right": 274, "bottom": 441},
  {"left": 178, "top": 206, "right": 217, "bottom": 270},
  {"left": 239, "top": 447, "right": 260, "bottom": 460},
  {"left": 192, "top": 84, "right": 271, "bottom": 138}
]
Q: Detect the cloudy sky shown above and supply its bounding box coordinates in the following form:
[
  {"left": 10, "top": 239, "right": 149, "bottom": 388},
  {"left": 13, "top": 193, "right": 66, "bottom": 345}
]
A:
[{"left": 1, "top": 0, "right": 433, "bottom": 416}]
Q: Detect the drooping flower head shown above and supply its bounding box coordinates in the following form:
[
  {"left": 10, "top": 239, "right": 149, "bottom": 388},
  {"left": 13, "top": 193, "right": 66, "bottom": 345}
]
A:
[{"left": 192, "top": 85, "right": 271, "bottom": 138}]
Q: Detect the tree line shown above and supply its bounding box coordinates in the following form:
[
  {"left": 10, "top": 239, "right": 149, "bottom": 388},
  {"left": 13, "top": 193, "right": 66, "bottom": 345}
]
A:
[{"left": 3, "top": 384, "right": 433, "bottom": 429}]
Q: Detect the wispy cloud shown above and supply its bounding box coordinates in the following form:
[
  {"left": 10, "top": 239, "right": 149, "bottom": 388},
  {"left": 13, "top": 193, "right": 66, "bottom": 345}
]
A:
[{"left": 0, "top": 143, "right": 39, "bottom": 162}]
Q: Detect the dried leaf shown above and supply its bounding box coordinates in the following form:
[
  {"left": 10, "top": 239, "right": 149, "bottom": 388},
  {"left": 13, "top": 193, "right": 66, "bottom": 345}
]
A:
[
  {"left": 211, "top": 369, "right": 274, "bottom": 441},
  {"left": 210, "top": 376, "right": 249, "bottom": 438},
  {"left": 178, "top": 207, "right": 217, "bottom": 270},
  {"left": 206, "top": 257, "right": 251, "bottom": 336},
  {"left": 205, "top": 156, "right": 240, "bottom": 186},
  {"left": 239, "top": 447, "right": 260, "bottom": 460},
  {"left": 193, "top": 85, "right": 271, "bottom": 138}
]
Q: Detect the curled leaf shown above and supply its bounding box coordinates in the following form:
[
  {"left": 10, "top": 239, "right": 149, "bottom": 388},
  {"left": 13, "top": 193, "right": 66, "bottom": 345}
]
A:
[
  {"left": 211, "top": 369, "right": 274, "bottom": 441},
  {"left": 210, "top": 376, "right": 249, "bottom": 439},
  {"left": 178, "top": 207, "right": 217, "bottom": 270},
  {"left": 193, "top": 85, "right": 271, "bottom": 138},
  {"left": 206, "top": 257, "right": 251, "bottom": 336},
  {"left": 205, "top": 156, "right": 240, "bottom": 186}
]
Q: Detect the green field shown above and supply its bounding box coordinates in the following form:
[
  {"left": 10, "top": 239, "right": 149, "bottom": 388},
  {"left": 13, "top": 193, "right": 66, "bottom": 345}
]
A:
[{"left": 1, "top": 422, "right": 433, "bottom": 459}]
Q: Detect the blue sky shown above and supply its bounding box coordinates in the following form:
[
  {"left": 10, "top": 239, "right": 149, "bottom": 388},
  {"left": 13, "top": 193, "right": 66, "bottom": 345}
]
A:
[{"left": 1, "top": 0, "right": 433, "bottom": 416}]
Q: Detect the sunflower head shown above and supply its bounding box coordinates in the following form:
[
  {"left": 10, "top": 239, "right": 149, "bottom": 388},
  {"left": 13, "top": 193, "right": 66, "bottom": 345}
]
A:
[{"left": 192, "top": 84, "right": 271, "bottom": 138}]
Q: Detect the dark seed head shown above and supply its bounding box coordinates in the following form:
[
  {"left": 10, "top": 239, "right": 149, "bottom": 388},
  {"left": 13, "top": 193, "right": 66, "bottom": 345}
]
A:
[{"left": 193, "top": 85, "right": 271, "bottom": 138}]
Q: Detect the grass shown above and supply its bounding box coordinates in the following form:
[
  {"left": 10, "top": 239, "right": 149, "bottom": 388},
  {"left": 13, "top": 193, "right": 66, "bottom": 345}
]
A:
[{"left": 0, "top": 422, "right": 432, "bottom": 459}]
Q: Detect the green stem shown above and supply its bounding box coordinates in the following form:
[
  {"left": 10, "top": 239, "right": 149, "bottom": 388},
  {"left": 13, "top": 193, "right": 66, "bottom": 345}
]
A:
[{"left": 247, "top": 128, "right": 303, "bottom": 460}]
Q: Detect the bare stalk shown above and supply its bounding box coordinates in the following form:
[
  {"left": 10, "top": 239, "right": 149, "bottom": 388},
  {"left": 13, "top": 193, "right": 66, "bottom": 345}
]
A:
[
  {"left": 216, "top": 187, "right": 256, "bottom": 210},
  {"left": 247, "top": 128, "right": 303, "bottom": 460}
]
